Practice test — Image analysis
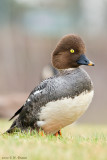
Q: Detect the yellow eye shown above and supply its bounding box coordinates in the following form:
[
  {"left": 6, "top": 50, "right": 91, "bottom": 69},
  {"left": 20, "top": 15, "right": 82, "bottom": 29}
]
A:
[{"left": 70, "top": 49, "right": 74, "bottom": 53}]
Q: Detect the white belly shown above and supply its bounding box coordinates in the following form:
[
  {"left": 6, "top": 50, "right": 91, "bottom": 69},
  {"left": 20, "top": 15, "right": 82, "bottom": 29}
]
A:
[{"left": 37, "top": 90, "right": 94, "bottom": 134}]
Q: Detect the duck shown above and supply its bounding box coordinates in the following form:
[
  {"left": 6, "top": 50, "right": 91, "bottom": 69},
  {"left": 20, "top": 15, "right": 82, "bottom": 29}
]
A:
[{"left": 6, "top": 34, "right": 94, "bottom": 136}]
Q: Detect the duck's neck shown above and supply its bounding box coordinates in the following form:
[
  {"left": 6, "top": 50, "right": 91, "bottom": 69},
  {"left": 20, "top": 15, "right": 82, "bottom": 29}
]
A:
[{"left": 58, "top": 67, "right": 79, "bottom": 74}]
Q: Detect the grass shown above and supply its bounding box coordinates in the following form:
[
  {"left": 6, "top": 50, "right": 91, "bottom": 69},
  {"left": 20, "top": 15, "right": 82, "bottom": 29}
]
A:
[{"left": 0, "top": 119, "right": 107, "bottom": 160}]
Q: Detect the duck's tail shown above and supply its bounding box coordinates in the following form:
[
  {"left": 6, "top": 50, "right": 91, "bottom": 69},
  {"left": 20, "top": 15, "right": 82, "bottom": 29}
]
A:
[{"left": 5, "top": 119, "right": 18, "bottom": 133}]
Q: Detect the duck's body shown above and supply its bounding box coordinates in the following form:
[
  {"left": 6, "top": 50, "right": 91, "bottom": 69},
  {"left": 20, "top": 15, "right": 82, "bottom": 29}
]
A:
[
  {"left": 6, "top": 34, "right": 94, "bottom": 135},
  {"left": 36, "top": 68, "right": 93, "bottom": 134}
]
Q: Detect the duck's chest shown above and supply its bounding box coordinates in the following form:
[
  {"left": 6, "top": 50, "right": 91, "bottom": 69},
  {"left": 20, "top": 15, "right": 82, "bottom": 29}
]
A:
[{"left": 37, "top": 90, "right": 94, "bottom": 134}]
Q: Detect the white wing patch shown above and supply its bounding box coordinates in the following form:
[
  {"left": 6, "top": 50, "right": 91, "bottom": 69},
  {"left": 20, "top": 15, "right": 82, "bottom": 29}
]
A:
[
  {"left": 34, "top": 90, "right": 42, "bottom": 95},
  {"left": 26, "top": 90, "right": 42, "bottom": 103},
  {"left": 27, "top": 98, "right": 31, "bottom": 102}
]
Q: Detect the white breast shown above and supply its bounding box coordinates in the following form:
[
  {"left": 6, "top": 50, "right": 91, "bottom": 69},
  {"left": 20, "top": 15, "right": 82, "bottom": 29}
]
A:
[{"left": 37, "top": 90, "right": 94, "bottom": 134}]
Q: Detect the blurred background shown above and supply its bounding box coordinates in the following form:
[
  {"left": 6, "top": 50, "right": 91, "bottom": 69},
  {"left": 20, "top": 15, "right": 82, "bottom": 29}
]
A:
[{"left": 0, "top": 0, "right": 106, "bottom": 124}]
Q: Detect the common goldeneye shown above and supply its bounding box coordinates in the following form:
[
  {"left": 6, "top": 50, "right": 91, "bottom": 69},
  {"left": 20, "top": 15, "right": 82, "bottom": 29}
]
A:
[{"left": 6, "top": 34, "right": 94, "bottom": 135}]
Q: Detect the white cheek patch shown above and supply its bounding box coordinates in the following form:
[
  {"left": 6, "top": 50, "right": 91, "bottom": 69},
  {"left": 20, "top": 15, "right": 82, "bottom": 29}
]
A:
[{"left": 37, "top": 90, "right": 94, "bottom": 134}]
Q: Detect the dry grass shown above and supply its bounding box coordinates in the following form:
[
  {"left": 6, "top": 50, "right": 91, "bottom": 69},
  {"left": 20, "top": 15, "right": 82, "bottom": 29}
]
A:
[{"left": 0, "top": 119, "right": 107, "bottom": 160}]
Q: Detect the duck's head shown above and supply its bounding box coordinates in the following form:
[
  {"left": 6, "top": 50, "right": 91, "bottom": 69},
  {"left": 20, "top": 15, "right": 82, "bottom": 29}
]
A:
[{"left": 52, "top": 34, "right": 94, "bottom": 69}]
